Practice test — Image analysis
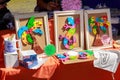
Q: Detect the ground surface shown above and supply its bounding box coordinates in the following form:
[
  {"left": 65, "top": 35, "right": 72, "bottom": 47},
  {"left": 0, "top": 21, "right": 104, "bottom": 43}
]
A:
[{"left": 7, "top": 0, "right": 36, "bottom": 13}]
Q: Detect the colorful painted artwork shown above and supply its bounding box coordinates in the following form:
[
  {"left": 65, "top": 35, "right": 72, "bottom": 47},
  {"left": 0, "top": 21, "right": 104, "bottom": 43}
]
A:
[
  {"left": 18, "top": 16, "right": 43, "bottom": 45},
  {"left": 54, "top": 10, "right": 84, "bottom": 53},
  {"left": 14, "top": 12, "right": 49, "bottom": 54},
  {"left": 88, "top": 15, "right": 110, "bottom": 46},
  {"left": 59, "top": 16, "right": 77, "bottom": 49},
  {"left": 84, "top": 9, "right": 113, "bottom": 50}
]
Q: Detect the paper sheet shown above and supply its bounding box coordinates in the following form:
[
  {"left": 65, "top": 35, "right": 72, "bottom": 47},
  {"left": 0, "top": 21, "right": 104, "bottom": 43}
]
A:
[{"left": 93, "top": 50, "right": 119, "bottom": 73}]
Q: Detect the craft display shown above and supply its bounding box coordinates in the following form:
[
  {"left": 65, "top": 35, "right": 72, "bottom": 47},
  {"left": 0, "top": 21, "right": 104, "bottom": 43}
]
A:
[
  {"left": 13, "top": 13, "right": 50, "bottom": 69},
  {"left": 84, "top": 9, "right": 113, "bottom": 50},
  {"left": 17, "top": 16, "right": 44, "bottom": 54},
  {"left": 56, "top": 50, "right": 94, "bottom": 62},
  {"left": 11, "top": 9, "right": 113, "bottom": 66},
  {"left": 54, "top": 10, "right": 96, "bottom": 64},
  {"left": 54, "top": 10, "right": 84, "bottom": 53},
  {"left": 14, "top": 12, "right": 49, "bottom": 54},
  {"left": 89, "top": 16, "right": 110, "bottom": 46}
]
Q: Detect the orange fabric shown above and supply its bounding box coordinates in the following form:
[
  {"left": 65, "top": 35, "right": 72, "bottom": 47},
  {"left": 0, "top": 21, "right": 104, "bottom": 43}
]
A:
[
  {"left": 0, "top": 30, "right": 60, "bottom": 80},
  {"left": 33, "top": 56, "right": 60, "bottom": 79},
  {"left": 1, "top": 57, "right": 120, "bottom": 80},
  {"left": 0, "top": 68, "right": 21, "bottom": 80},
  {"left": 51, "top": 61, "right": 120, "bottom": 80},
  {"left": 0, "top": 56, "right": 59, "bottom": 80},
  {"left": 48, "top": 18, "right": 55, "bottom": 45}
]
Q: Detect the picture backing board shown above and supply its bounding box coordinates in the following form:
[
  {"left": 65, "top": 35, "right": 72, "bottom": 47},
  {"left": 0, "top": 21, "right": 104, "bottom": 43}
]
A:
[
  {"left": 54, "top": 10, "right": 84, "bottom": 53},
  {"left": 84, "top": 9, "right": 113, "bottom": 50},
  {"left": 14, "top": 12, "right": 50, "bottom": 55},
  {"left": 54, "top": 10, "right": 95, "bottom": 64}
]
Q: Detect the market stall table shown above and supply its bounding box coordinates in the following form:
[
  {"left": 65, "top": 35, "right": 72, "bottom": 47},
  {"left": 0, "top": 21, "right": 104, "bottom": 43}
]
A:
[
  {"left": 1, "top": 55, "right": 120, "bottom": 80},
  {"left": 0, "top": 30, "right": 120, "bottom": 80}
]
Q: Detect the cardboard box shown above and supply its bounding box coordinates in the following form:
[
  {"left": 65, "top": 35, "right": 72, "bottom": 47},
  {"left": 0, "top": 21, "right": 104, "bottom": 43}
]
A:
[
  {"left": 4, "top": 51, "right": 19, "bottom": 68},
  {"left": 19, "top": 50, "right": 38, "bottom": 69}
]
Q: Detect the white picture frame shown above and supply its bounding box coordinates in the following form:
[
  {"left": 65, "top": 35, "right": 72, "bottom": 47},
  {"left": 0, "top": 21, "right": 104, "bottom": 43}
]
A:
[
  {"left": 54, "top": 10, "right": 84, "bottom": 53},
  {"left": 84, "top": 9, "right": 113, "bottom": 50},
  {"left": 14, "top": 12, "right": 50, "bottom": 54}
]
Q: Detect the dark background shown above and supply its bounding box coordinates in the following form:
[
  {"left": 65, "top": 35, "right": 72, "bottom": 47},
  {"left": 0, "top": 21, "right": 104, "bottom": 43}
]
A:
[{"left": 82, "top": 0, "right": 120, "bottom": 9}]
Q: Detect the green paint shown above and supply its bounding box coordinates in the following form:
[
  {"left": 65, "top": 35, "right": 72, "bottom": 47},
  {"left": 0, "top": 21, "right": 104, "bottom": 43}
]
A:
[
  {"left": 68, "top": 28, "right": 76, "bottom": 35},
  {"left": 26, "top": 16, "right": 35, "bottom": 29},
  {"left": 70, "top": 45, "right": 74, "bottom": 49},
  {"left": 84, "top": 50, "right": 94, "bottom": 56},
  {"left": 26, "top": 34, "right": 33, "bottom": 44}
]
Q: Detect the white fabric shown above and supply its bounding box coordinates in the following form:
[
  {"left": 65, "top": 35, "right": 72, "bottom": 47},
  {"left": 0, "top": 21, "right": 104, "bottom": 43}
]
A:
[
  {"left": 31, "top": 56, "right": 48, "bottom": 69},
  {"left": 4, "top": 51, "right": 19, "bottom": 68},
  {"left": 93, "top": 50, "right": 119, "bottom": 73}
]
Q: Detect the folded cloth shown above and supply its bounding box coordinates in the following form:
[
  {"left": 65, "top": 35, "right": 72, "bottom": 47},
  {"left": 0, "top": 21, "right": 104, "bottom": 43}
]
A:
[
  {"left": 32, "top": 56, "right": 60, "bottom": 79},
  {"left": 93, "top": 50, "right": 119, "bottom": 73}
]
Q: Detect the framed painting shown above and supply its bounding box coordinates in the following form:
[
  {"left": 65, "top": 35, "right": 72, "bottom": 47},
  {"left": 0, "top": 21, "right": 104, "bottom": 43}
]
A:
[
  {"left": 84, "top": 9, "right": 113, "bottom": 50},
  {"left": 54, "top": 10, "right": 84, "bottom": 53},
  {"left": 14, "top": 12, "right": 50, "bottom": 55}
]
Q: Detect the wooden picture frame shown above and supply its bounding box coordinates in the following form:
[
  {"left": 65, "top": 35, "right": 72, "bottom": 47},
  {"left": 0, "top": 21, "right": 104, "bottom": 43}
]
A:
[
  {"left": 54, "top": 10, "right": 84, "bottom": 53},
  {"left": 14, "top": 12, "right": 50, "bottom": 54},
  {"left": 84, "top": 9, "right": 113, "bottom": 50}
]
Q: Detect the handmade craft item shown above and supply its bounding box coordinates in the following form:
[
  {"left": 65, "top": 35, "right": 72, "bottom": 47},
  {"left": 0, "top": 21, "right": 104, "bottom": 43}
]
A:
[
  {"left": 88, "top": 15, "right": 110, "bottom": 46},
  {"left": 85, "top": 9, "right": 113, "bottom": 50},
  {"left": 59, "top": 16, "right": 77, "bottom": 49},
  {"left": 78, "top": 50, "right": 94, "bottom": 59},
  {"left": 67, "top": 51, "right": 79, "bottom": 60},
  {"left": 17, "top": 16, "right": 43, "bottom": 54},
  {"left": 44, "top": 44, "right": 56, "bottom": 56},
  {"left": 56, "top": 50, "right": 94, "bottom": 62},
  {"left": 54, "top": 10, "right": 84, "bottom": 53},
  {"left": 56, "top": 53, "right": 69, "bottom": 62}
]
